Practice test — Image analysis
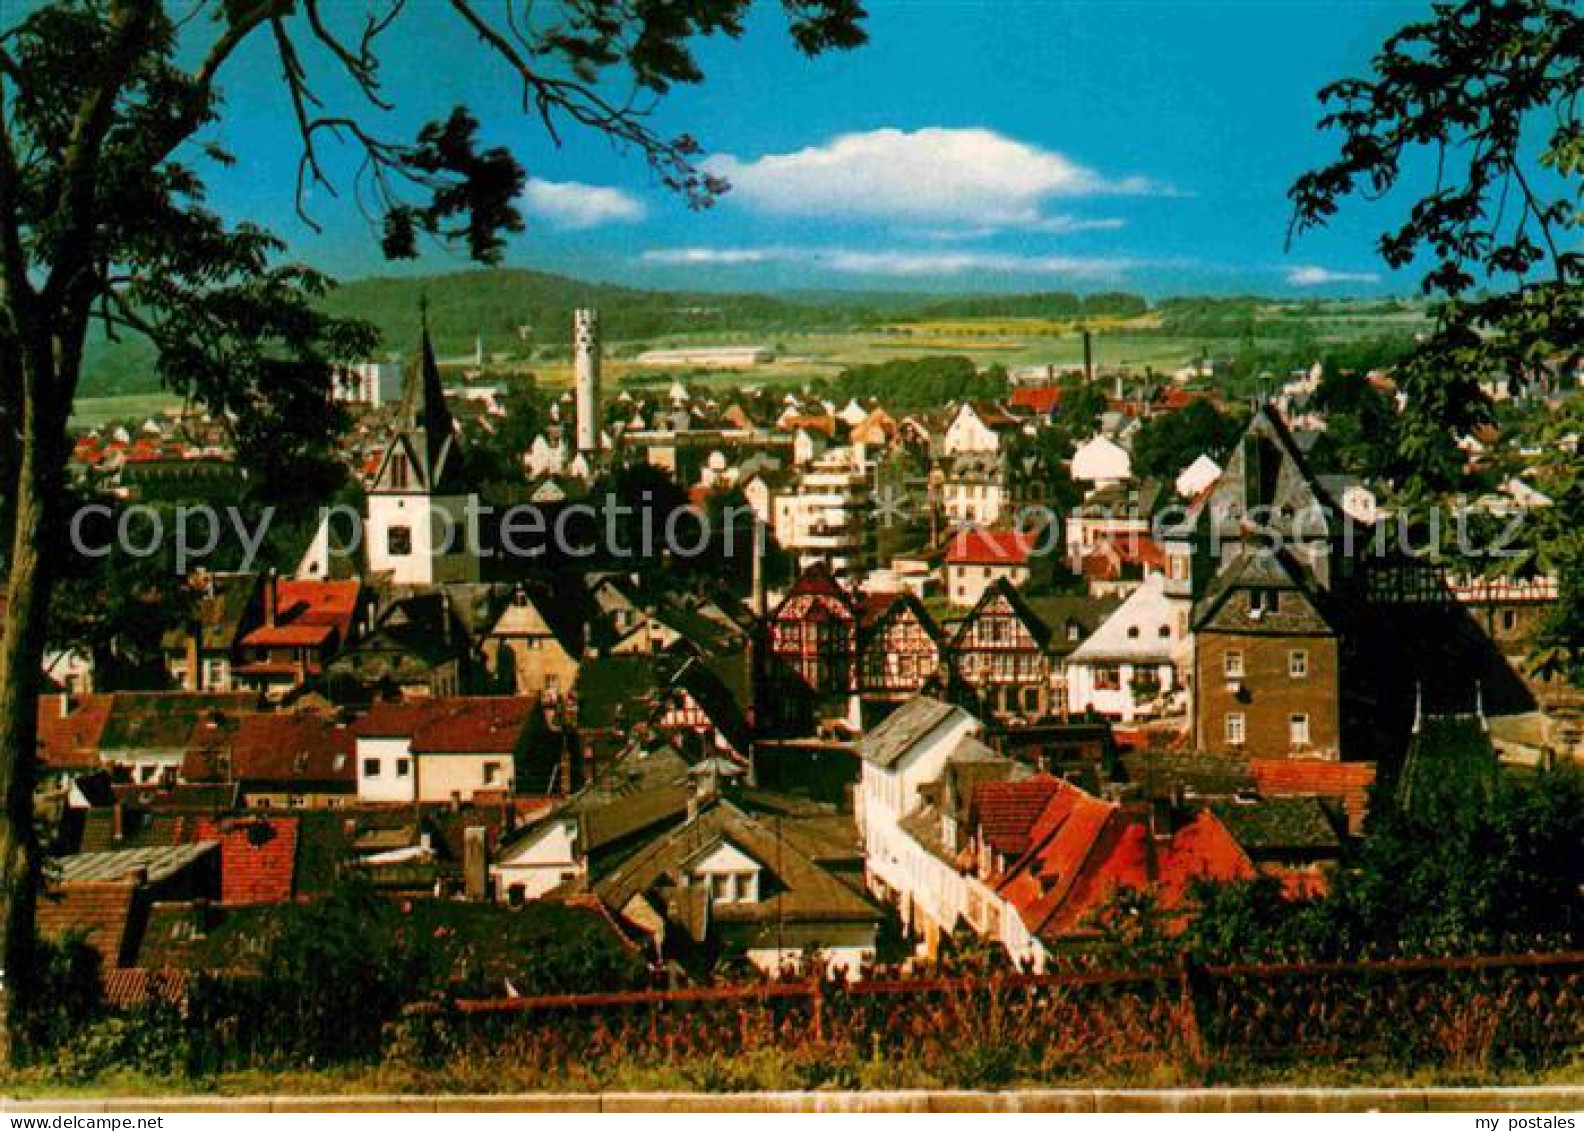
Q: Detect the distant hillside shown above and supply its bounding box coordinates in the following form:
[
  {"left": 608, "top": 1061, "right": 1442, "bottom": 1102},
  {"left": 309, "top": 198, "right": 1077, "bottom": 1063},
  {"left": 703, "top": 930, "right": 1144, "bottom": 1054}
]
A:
[
  {"left": 316, "top": 268, "right": 880, "bottom": 361},
  {"left": 77, "top": 269, "right": 1159, "bottom": 395}
]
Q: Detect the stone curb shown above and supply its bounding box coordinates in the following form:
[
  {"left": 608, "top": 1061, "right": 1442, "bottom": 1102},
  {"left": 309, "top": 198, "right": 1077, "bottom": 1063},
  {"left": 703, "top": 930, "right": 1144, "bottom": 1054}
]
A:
[{"left": 2, "top": 1086, "right": 1581, "bottom": 1112}]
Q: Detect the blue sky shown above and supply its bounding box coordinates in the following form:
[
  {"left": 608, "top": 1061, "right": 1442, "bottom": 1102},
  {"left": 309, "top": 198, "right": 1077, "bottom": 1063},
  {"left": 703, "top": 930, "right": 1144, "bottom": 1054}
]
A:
[{"left": 198, "top": 0, "right": 1438, "bottom": 295}]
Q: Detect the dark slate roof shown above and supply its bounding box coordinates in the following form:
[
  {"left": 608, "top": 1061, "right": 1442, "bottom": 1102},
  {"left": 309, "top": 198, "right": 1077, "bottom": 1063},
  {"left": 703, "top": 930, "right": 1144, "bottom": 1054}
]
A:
[
  {"left": 860, "top": 695, "right": 965, "bottom": 768},
  {"left": 574, "top": 655, "right": 663, "bottom": 731},
  {"left": 1191, "top": 545, "right": 1340, "bottom": 636},
  {"left": 1118, "top": 751, "right": 1255, "bottom": 798},
  {"left": 1210, "top": 796, "right": 1343, "bottom": 853},
  {"left": 951, "top": 577, "right": 1054, "bottom": 652},
  {"left": 552, "top": 741, "right": 695, "bottom": 861},
  {"left": 98, "top": 693, "right": 257, "bottom": 757},
  {"left": 595, "top": 798, "right": 880, "bottom": 930},
  {"left": 1023, "top": 593, "right": 1124, "bottom": 658},
  {"left": 136, "top": 901, "right": 284, "bottom": 975},
  {"left": 371, "top": 324, "right": 467, "bottom": 495}
]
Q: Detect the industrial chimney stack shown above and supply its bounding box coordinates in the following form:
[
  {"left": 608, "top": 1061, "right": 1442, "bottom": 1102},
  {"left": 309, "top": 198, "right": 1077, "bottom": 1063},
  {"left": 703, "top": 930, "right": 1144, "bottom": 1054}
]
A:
[{"left": 574, "top": 308, "right": 601, "bottom": 456}]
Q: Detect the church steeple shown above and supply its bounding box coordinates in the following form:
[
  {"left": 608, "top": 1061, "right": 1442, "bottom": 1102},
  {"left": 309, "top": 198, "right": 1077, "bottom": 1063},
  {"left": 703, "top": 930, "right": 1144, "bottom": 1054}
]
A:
[{"left": 376, "top": 306, "right": 466, "bottom": 495}]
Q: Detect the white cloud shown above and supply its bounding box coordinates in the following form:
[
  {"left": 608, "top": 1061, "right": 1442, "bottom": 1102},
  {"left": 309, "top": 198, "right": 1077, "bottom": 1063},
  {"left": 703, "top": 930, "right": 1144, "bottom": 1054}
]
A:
[
  {"left": 642, "top": 245, "right": 1132, "bottom": 280},
  {"left": 642, "top": 247, "right": 778, "bottom": 265},
  {"left": 521, "top": 179, "right": 645, "bottom": 229},
  {"left": 706, "top": 127, "right": 1157, "bottom": 232},
  {"left": 1287, "top": 265, "right": 1379, "bottom": 287}
]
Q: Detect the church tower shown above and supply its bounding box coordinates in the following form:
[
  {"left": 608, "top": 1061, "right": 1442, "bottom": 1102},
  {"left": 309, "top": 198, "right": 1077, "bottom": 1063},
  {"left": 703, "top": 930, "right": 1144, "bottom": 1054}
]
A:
[{"left": 364, "top": 313, "right": 481, "bottom": 586}]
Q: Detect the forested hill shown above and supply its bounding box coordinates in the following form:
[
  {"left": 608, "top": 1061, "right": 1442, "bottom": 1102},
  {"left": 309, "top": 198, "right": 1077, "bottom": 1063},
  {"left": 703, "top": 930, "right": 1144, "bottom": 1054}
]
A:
[
  {"left": 75, "top": 266, "right": 1172, "bottom": 396},
  {"left": 315, "top": 268, "right": 886, "bottom": 359}
]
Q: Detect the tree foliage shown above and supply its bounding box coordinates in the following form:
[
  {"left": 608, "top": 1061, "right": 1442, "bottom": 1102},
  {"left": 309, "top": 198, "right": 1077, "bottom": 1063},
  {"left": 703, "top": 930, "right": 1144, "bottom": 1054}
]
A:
[
  {"left": 1289, "top": 0, "right": 1582, "bottom": 494},
  {"left": 1131, "top": 398, "right": 1244, "bottom": 483}
]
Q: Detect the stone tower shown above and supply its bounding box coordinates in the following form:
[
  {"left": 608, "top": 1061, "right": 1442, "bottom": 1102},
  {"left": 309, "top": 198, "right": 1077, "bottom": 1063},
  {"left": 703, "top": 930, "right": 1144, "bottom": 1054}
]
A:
[{"left": 574, "top": 308, "right": 601, "bottom": 456}]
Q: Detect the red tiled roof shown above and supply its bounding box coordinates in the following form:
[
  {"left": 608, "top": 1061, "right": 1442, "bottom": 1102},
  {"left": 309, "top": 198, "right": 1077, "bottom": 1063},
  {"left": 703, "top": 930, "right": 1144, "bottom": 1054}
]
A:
[
  {"left": 185, "top": 712, "right": 355, "bottom": 786},
  {"left": 1009, "top": 387, "right": 1062, "bottom": 415},
  {"left": 193, "top": 816, "right": 299, "bottom": 905},
  {"left": 36, "top": 882, "right": 139, "bottom": 968},
  {"left": 38, "top": 694, "right": 113, "bottom": 770},
  {"left": 1080, "top": 534, "right": 1166, "bottom": 580},
  {"left": 241, "top": 579, "right": 360, "bottom": 651},
  {"left": 353, "top": 700, "right": 442, "bottom": 738},
  {"left": 971, "top": 776, "right": 1065, "bottom": 859},
  {"left": 945, "top": 527, "right": 1035, "bottom": 566},
  {"left": 408, "top": 698, "right": 534, "bottom": 755},
  {"left": 241, "top": 624, "right": 335, "bottom": 648},
  {"left": 1250, "top": 759, "right": 1376, "bottom": 833},
  {"left": 994, "top": 782, "right": 1255, "bottom": 944},
  {"left": 101, "top": 968, "right": 190, "bottom": 1010}
]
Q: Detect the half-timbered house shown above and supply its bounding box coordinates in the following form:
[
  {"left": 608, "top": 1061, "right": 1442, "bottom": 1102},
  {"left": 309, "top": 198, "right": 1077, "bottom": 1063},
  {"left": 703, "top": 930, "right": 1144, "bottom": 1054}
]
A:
[{"left": 949, "top": 579, "right": 1056, "bottom": 723}]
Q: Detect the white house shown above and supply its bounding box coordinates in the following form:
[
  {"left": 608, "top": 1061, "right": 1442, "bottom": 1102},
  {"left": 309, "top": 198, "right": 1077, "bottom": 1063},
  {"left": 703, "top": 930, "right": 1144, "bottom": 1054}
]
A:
[
  {"left": 858, "top": 697, "right": 984, "bottom": 951},
  {"left": 1174, "top": 453, "right": 1222, "bottom": 498},
  {"left": 491, "top": 814, "right": 582, "bottom": 900},
  {"left": 355, "top": 731, "right": 416, "bottom": 804},
  {"left": 1070, "top": 434, "right": 1132, "bottom": 493},
  {"left": 1064, "top": 573, "right": 1181, "bottom": 722},
  {"left": 941, "top": 403, "right": 1007, "bottom": 456}
]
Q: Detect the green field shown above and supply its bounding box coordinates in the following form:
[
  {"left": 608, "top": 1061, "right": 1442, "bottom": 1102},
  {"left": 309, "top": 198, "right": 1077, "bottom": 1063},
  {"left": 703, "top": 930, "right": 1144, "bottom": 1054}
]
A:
[
  {"left": 72, "top": 266, "right": 1431, "bottom": 403},
  {"left": 71, "top": 392, "right": 182, "bottom": 429}
]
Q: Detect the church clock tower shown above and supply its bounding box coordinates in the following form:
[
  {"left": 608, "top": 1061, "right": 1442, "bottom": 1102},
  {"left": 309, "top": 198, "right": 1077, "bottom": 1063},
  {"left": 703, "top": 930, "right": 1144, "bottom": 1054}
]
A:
[{"left": 364, "top": 313, "right": 481, "bottom": 586}]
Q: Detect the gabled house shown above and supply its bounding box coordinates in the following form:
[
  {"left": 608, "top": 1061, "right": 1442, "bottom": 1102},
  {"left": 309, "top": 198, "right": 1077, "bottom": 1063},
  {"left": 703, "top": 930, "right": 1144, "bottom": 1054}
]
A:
[
  {"left": 949, "top": 579, "right": 1057, "bottom": 723},
  {"left": 595, "top": 795, "right": 881, "bottom": 979},
  {"left": 942, "top": 402, "right": 1018, "bottom": 456},
  {"left": 767, "top": 563, "right": 860, "bottom": 699},
  {"left": 233, "top": 576, "right": 363, "bottom": 699},
  {"left": 1191, "top": 545, "right": 1350, "bottom": 759},
  {"left": 162, "top": 572, "right": 258, "bottom": 692},
  {"left": 943, "top": 526, "right": 1038, "bottom": 609},
  {"left": 324, "top": 591, "right": 470, "bottom": 701},
  {"left": 407, "top": 697, "right": 534, "bottom": 804},
  {"left": 857, "top": 591, "right": 945, "bottom": 702},
  {"left": 491, "top": 740, "right": 694, "bottom": 900},
  {"left": 1065, "top": 574, "right": 1183, "bottom": 722},
  {"left": 481, "top": 585, "right": 583, "bottom": 700}
]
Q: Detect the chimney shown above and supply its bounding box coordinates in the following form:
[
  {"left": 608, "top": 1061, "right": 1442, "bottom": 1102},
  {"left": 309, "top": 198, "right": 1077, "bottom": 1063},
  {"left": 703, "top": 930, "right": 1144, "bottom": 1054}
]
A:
[
  {"left": 463, "top": 825, "right": 489, "bottom": 901},
  {"left": 186, "top": 625, "right": 202, "bottom": 692},
  {"left": 750, "top": 515, "right": 767, "bottom": 620},
  {"left": 573, "top": 309, "right": 601, "bottom": 457},
  {"left": 1082, "top": 329, "right": 1094, "bottom": 384},
  {"left": 263, "top": 568, "right": 278, "bottom": 627}
]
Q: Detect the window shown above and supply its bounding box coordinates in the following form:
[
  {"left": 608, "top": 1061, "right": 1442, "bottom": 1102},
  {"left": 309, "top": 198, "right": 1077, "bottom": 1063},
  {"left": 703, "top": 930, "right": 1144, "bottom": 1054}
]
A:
[
  {"left": 1127, "top": 625, "right": 1140, "bottom": 639},
  {"left": 1225, "top": 713, "right": 1246, "bottom": 746},
  {"left": 389, "top": 450, "right": 409, "bottom": 489},
  {"left": 1223, "top": 650, "right": 1245, "bottom": 679},
  {"left": 1067, "top": 622, "right": 1081, "bottom": 643},
  {"left": 1500, "top": 609, "right": 1518, "bottom": 632},
  {"left": 387, "top": 525, "right": 412, "bottom": 556},
  {"left": 363, "top": 758, "right": 380, "bottom": 777},
  {"left": 1158, "top": 625, "right": 1171, "bottom": 639},
  {"left": 1290, "top": 714, "right": 1311, "bottom": 748},
  {"left": 1289, "top": 650, "right": 1309, "bottom": 678},
  {"left": 396, "top": 758, "right": 411, "bottom": 778},
  {"left": 1249, "top": 589, "right": 1281, "bottom": 616},
  {"left": 483, "top": 762, "right": 502, "bottom": 786},
  {"left": 1093, "top": 664, "right": 1122, "bottom": 691}
]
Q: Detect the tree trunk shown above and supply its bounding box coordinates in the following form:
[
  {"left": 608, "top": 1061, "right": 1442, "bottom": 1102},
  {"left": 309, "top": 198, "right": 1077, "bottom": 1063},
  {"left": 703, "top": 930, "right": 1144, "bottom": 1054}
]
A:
[{"left": 0, "top": 347, "right": 66, "bottom": 1066}]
